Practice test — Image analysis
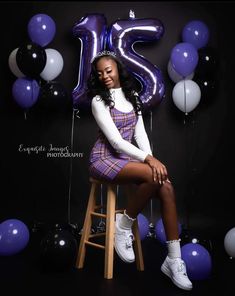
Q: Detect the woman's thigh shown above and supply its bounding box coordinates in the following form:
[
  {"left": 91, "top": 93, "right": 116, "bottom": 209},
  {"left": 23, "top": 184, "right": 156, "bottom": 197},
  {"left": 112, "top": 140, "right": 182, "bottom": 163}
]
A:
[{"left": 114, "top": 161, "right": 154, "bottom": 184}]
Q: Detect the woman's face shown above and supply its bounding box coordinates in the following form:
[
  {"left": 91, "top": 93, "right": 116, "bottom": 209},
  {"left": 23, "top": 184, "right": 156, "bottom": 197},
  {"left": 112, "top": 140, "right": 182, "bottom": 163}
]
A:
[{"left": 95, "top": 57, "right": 121, "bottom": 89}]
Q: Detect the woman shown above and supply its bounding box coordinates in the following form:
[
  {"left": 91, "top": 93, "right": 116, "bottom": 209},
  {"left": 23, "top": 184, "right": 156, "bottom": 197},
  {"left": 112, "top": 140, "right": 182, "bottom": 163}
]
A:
[{"left": 87, "top": 50, "right": 192, "bottom": 291}]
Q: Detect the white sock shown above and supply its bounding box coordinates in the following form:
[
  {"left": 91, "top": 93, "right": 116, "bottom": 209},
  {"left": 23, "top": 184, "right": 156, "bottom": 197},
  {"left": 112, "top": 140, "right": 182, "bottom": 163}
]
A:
[
  {"left": 119, "top": 210, "right": 136, "bottom": 230},
  {"left": 166, "top": 239, "right": 181, "bottom": 259}
]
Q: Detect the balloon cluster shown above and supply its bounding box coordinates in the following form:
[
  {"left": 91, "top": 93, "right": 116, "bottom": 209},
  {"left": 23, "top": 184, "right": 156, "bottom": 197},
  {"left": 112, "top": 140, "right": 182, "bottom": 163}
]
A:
[
  {"left": 72, "top": 12, "right": 165, "bottom": 112},
  {"left": 168, "top": 20, "right": 217, "bottom": 114},
  {"left": 9, "top": 14, "right": 67, "bottom": 111},
  {"left": 0, "top": 219, "right": 30, "bottom": 256}
]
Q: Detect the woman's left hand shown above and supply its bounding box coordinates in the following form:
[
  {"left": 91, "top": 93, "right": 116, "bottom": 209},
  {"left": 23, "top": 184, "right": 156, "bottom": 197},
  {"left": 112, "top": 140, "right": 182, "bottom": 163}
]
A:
[{"left": 144, "top": 155, "right": 169, "bottom": 184}]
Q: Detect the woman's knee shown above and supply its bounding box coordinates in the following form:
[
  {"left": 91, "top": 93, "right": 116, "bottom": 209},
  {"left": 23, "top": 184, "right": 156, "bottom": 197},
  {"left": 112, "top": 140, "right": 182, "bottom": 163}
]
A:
[{"left": 158, "top": 181, "right": 176, "bottom": 202}]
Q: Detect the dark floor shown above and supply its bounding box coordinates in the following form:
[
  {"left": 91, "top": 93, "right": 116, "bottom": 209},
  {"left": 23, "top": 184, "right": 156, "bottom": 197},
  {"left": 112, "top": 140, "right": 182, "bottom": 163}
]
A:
[{"left": 0, "top": 227, "right": 235, "bottom": 296}]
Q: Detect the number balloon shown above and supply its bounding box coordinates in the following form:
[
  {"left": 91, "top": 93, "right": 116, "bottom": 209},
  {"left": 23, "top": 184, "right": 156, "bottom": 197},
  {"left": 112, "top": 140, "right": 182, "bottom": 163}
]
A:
[
  {"left": 107, "top": 17, "right": 165, "bottom": 110},
  {"left": 72, "top": 14, "right": 107, "bottom": 109}
]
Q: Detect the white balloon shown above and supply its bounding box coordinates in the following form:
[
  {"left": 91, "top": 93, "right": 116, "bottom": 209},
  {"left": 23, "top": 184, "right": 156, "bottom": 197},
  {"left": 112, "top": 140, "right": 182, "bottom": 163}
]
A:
[
  {"left": 172, "top": 79, "right": 201, "bottom": 114},
  {"left": 224, "top": 227, "right": 235, "bottom": 258},
  {"left": 167, "top": 60, "right": 194, "bottom": 83},
  {"left": 40, "top": 48, "right": 64, "bottom": 81},
  {"left": 8, "top": 48, "right": 25, "bottom": 78}
]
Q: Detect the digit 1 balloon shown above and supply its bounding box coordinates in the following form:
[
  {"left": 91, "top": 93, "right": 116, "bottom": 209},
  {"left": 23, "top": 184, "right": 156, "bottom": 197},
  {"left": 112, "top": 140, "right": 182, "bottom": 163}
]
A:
[
  {"left": 72, "top": 14, "right": 108, "bottom": 109},
  {"left": 107, "top": 17, "right": 165, "bottom": 111}
]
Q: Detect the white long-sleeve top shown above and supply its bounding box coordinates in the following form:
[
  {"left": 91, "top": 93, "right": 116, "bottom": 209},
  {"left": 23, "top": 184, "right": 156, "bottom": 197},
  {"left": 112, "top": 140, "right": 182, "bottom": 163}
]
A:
[{"left": 91, "top": 88, "right": 153, "bottom": 162}]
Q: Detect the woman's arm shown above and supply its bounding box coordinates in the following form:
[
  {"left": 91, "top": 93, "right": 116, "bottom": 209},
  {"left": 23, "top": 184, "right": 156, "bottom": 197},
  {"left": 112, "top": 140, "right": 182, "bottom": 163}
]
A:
[
  {"left": 91, "top": 97, "right": 148, "bottom": 162},
  {"left": 133, "top": 114, "right": 153, "bottom": 156}
]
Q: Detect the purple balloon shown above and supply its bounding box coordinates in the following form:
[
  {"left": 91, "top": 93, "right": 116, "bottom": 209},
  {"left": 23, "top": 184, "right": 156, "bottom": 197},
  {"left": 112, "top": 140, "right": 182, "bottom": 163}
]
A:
[
  {"left": 155, "top": 218, "right": 182, "bottom": 245},
  {"left": 72, "top": 14, "right": 107, "bottom": 109},
  {"left": 107, "top": 17, "right": 165, "bottom": 111},
  {"left": 182, "top": 20, "right": 210, "bottom": 50},
  {"left": 12, "top": 77, "right": 40, "bottom": 109},
  {"left": 181, "top": 243, "right": 212, "bottom": 280},
  {"left": 28, "top": 14, "right": 56, "bottom": 47},
  {"left": 170, "top": 42, "right": 199, "bottom": 77},
  {"left": 137, "top": 213, "right": 149, "bottom": 240},
  {"left": 0, "top": 219, "right": 30, "bottom": 256}
]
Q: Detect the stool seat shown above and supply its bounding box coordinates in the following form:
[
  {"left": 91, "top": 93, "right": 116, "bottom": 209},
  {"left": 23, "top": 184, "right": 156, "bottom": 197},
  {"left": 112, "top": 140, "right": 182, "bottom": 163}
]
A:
[{"left": 76, "top": 177, "right": 144, "bottom": 279}]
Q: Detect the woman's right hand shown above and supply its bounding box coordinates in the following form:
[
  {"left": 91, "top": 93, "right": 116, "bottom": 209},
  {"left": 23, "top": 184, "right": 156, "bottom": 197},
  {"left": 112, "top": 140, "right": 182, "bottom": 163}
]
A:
[{"left": 144, "top": 155, "right": 170, "bottom": 184}]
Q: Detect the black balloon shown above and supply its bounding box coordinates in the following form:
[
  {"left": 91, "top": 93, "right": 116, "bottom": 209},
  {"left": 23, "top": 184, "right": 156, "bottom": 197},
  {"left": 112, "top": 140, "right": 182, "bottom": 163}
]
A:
[
  {"left": 195, "top": 77, "right": 217, "bottom": 104},
  {"left": 195, "top": 46, "right": 218, "bottom": 79},
  {"left": 37, "top": 81, "right": 71, "bottom": 114},
  {"left": 180, "top": 229, "right": 213, "bottom": 254},
  {"left": 40, "top": 228, "right": 78, "bottom": 272},
  {"left": 16, "top": 42, "right": 47, "bottom": 78}
]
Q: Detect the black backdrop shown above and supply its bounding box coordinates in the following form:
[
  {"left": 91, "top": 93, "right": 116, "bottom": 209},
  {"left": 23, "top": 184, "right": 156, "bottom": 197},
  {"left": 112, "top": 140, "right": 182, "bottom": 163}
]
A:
[{"left": 0, "top": 1, "right": 234, "bottom": 238}]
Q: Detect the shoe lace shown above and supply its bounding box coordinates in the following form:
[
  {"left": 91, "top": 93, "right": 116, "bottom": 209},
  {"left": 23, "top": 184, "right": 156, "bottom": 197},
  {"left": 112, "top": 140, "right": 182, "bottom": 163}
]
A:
[
  {"left": 176, "top": 259, "right": 187, "bottom": 276},
  {"left": 125, "top": 233, "right": 134, "bottom": 249}
]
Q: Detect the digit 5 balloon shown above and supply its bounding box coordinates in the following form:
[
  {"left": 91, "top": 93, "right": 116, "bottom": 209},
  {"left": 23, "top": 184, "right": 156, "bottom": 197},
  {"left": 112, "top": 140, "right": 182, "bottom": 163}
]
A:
[{"left": 107, "top": 16, "right": 165, "bottom": 111}]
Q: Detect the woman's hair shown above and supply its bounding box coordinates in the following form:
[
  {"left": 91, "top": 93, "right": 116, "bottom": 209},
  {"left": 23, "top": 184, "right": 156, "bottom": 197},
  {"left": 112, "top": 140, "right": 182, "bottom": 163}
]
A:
[{"left": 87, "top": 54, "right": 143, "bottom": 114}]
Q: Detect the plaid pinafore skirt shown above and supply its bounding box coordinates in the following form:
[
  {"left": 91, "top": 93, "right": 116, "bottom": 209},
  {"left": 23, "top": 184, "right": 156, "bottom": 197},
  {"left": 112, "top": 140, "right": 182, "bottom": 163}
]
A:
[{"left": 89, "top": 107, "right": 138, "bottom": 181}]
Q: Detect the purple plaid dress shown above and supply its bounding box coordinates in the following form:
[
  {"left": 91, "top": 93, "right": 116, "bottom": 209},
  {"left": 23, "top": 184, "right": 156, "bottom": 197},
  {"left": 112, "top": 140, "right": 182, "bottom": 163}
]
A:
[{"left": 89, "top": 107, "right": 138, "bottom": 181}]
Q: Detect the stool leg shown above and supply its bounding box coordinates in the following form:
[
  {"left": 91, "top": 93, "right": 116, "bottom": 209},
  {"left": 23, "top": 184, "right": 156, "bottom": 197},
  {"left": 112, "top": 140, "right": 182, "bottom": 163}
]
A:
[
  {"left": 76, "top": 182, "right": 98, "bottom": 269},
  {"left": 104, "top": 184, "right": 116, "bottom": 279},
  {"left": 133, "top": 220, "right": 145, "bottom": 271},
  {"left": 124, "top": 184, "right": 144, "bottom": 271}
]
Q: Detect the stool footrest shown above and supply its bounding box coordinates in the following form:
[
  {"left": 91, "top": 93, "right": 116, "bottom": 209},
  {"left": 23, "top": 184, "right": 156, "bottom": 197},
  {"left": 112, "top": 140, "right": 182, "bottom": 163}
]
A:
[
  {"left": 85, "top": 240, "right": 105, "bottom": 250},
  {"left": 91, "top": 211, "right": 106, "bottom": 218},
  {"left": 89, "top": 233, "right": 105, "bottom": 238}
]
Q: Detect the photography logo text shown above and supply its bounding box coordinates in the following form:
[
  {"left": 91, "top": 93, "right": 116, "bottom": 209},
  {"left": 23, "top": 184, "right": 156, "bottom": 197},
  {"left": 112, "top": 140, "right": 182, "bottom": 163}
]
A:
[{"left": 18, "top": 144, "right": 84, "bottom": 158}]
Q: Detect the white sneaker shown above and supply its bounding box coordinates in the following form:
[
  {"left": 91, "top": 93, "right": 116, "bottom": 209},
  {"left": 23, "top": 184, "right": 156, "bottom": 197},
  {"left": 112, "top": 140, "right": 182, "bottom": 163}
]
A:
[
  {"left": 161, "top": 256, "right": 193, "bottom": 291},
  {"left": 114, "top": 213, "right": 135, "bottom": 263}
]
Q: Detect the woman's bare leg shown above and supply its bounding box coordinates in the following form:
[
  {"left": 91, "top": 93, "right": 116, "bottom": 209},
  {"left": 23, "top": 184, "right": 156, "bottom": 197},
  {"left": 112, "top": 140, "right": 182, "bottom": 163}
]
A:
[
  {"left": 113, "top": 162, "right": 192, "bottom": 290},
  {"left": 114, "top": 162, "right": 179, "bottom": 240}
]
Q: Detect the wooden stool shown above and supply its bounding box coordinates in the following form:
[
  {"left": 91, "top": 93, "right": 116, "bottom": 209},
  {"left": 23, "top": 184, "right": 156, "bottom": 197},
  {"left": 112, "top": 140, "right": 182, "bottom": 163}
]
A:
[{"left": 76, "top": 177, "right": 144, "bottom": 279}]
